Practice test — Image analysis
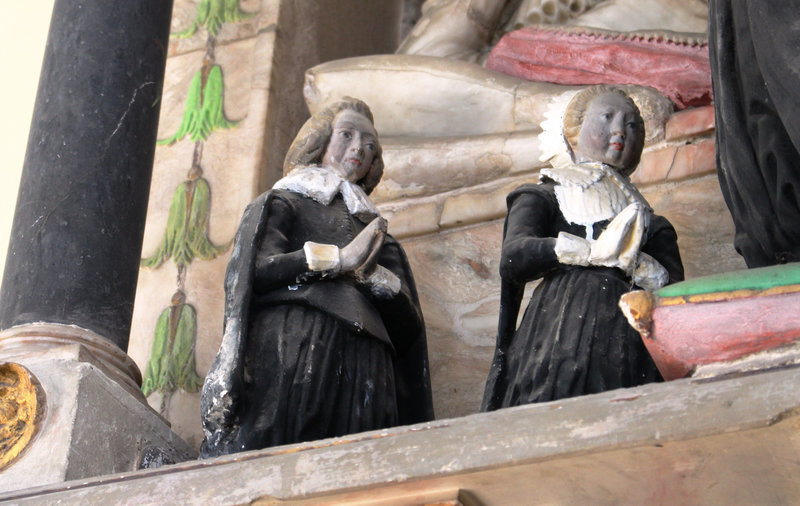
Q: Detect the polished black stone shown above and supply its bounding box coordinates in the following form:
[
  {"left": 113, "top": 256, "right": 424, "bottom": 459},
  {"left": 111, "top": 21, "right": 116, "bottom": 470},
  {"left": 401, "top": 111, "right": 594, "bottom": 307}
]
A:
[{"left": 0, "top": 0, "right": 174, "bottom": 350}]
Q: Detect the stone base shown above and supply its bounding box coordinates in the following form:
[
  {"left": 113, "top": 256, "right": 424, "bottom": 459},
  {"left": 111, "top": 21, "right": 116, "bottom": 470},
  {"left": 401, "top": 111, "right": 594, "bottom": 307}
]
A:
[
  {"left": 693, "top": 339, "right": 800, "bottom": 379},
  {"left": 0, "top": 343, "right": 196, "bottom": 492},
  {"left": 3, "top": 365, "right": 800, "bottom": 503}
]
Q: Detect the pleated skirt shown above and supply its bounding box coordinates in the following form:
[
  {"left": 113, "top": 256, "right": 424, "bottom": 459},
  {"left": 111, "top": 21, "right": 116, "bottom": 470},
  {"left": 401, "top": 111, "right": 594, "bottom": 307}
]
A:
[
  {"left": 500, "top": 267, "right": 662, "bottom": 406},
  {"left": 236, "top": 304, "right": 397, "bottom": 449}
]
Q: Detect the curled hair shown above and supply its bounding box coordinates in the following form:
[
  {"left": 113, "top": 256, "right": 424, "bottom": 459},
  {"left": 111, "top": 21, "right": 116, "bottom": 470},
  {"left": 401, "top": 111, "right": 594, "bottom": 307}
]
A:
[
  {"left": 562, "top": 85, "right": 645, "bottom": 174},
  {"left": 283, "top": 97, "right": 384, "bottom": 194}
]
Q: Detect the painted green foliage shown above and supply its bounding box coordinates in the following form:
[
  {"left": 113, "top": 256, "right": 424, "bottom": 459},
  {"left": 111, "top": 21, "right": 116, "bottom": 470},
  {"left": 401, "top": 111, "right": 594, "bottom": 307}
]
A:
[
  {"left": 143, "top": 0, "right": 253, "bottom": 401},
  {"left": 142, "top": 295, "right": 203, "bottom": 397},
  {"left": 158, "top": 65, "right": 237, "bottom": 145},
  {"left": 141, "top": 177, "right": 228, "bottom": 268},
  {"left": 172, "top": 0, "right": 253, "bottom": 39}
]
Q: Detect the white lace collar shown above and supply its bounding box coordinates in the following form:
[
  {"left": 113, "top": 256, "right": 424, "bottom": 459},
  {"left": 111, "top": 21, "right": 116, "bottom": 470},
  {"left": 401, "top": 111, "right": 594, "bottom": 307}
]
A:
[
  {"left": 273, "top": 165, "right": 380, "bottom": 221},
  {"left": 541, "top": 160, "right": 651, "bottom": 238}
]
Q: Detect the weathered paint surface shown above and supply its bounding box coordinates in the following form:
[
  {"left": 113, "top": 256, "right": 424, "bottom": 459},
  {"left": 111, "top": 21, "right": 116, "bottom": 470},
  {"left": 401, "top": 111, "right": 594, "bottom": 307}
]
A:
[
  {"left": 646, "top": 291, "right": 800, "bottom": 379},
  {"left": 3, "top": 365, "right": 800, "bottom": 504}
]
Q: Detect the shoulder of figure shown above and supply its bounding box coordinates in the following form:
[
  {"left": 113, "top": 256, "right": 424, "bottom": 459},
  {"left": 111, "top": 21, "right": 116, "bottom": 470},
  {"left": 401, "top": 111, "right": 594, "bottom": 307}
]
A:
[
  {"left": 507, "top": 182, "right": 556, "bottom": 209},
  {"left": 248, "top": 188, "right": 302, "bottom": 216},
  {"left": 650, "top": 213, "right": 678, "bottom": 234}
]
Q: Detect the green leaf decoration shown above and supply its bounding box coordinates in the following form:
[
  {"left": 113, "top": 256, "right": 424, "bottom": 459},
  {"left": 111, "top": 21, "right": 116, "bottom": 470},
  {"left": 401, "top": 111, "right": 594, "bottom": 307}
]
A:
[
  {"left": 142, "top": 299, "right": 203, "bottom": 397},
  {"left": 158, "top": 65, "right": 238, "bottom": 145},
  {"left": 141, "top": 177, "right": 229, "bottom": 269},
  {"left": 172, "top": 0, "right": 254, "bottom": 39}
]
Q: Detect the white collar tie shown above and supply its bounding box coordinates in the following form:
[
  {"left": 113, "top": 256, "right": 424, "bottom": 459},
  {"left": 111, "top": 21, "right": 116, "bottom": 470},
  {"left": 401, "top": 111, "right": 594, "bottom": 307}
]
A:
[{"left": 273, "top": 165, "right": 380, "bottom": 222}]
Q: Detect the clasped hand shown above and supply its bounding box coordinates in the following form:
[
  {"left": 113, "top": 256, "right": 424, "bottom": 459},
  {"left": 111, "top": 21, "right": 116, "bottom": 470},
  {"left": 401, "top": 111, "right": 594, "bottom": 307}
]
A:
[
  {"left": 554, "top": 203, "right": 645, "bottom": 273},
  {"left": 340, "top": 217, "right": 387, "bottom": 277}
]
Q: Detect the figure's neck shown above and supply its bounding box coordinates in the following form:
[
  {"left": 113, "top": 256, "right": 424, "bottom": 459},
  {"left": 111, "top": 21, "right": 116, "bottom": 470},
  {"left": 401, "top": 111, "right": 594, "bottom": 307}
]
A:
[{"left": 326, "top": 163, "right": 349, "bottom": 181}]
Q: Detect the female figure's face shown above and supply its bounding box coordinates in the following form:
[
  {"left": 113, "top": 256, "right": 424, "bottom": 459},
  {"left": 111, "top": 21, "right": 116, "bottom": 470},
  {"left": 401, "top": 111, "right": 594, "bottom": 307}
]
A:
[
  {"left": 575, "top": 92, "right": 643, "bottom": 173},
  {"left": 322, "top": 110, "right": 378, "bottom": 183}
]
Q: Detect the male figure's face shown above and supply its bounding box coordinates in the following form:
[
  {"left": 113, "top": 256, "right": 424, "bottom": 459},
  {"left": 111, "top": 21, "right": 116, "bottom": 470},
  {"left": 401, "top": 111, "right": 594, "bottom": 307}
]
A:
[{"left": 322, "top": 110, "right": 378, "bottom": 183}]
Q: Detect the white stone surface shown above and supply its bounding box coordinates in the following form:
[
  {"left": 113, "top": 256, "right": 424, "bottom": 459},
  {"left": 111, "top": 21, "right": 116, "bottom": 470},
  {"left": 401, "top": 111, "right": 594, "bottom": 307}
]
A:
[
  {"left": 0, "top": 345, "right": 195, "bottom": 492},
  {"left": 565, "top": 0, "right": 708, "bottom": 32},
  {"left": 374, "top": 131, "right": 544, "bottom": 202},
  {"left": 305, "top": 55, "right": 571, "bottom": 138}
]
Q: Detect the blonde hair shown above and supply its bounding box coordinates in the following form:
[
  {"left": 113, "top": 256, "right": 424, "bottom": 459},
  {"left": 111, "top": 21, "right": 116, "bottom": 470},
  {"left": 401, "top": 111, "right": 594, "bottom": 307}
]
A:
[
  {"left": 283, "top": 97, "right": 384, "bottom": 195},
  {"left": 563, "top": 85, "right": 645, "bottom": 174}
]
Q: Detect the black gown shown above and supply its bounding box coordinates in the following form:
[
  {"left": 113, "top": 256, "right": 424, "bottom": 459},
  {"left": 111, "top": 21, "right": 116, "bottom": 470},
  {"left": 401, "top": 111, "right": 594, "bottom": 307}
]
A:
[
  {"left": 709, "top": 0, "right": 800, "bottom": 267},
  {"left": 482, "top": 183, "right": 684, "bottom": 410},
  {"left": 201, "top": 187, "right": 433, "bottom": 456}
]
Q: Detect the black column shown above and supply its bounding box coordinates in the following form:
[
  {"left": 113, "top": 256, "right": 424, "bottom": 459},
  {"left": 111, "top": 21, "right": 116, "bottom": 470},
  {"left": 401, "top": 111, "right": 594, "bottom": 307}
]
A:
[{"left": 0, "top": 0, "right": 174, "bottom": 350}]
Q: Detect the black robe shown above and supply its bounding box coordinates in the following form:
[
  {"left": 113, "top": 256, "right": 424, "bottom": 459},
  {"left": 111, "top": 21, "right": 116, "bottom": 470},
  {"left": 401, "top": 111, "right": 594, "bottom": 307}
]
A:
[
  {"left": 709, "top": 0, "right": 800, "bottom": 267},
  {"left": 482, "top": 183, "right": 684, "bottom": 411},
  {"left": 201, "top": 189, "right": 433, "bottom": 456}
]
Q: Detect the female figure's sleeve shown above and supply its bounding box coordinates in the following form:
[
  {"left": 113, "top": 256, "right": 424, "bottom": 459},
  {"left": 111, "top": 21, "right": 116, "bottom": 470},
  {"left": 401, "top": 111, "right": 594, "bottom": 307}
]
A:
[
  {"left": 252, "top": 196, "right": 310, "bottom": 294},
  {"left": 485, "top": 184, "right": 561, "bottom": 412},
  {"left": 499, "top": 186, "right": 561, "bottom": 283},
  {"left": 641, "top": 215, "right": 685, "bottom": 285}
]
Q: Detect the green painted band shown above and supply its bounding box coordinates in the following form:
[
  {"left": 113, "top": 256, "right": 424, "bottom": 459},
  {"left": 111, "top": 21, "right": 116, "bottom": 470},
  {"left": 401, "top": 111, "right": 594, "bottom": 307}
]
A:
[{"left": 656, "top": 262, "right": 800, "bottom": 297}]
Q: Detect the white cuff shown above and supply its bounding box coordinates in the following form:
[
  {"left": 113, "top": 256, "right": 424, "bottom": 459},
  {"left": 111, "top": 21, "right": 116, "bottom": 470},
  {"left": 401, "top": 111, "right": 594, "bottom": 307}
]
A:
[
  {"left": 554, "top": 232, "right": 591, "bottom": 266},
  {"left": 304, "top": 242, "right": 341, "bottom": 273},
  {"left": 364, "top": 265, "right": 401, "bottom": 299},
  {"left": 633, "top": 252, "right": 669, "bottom": 291}
]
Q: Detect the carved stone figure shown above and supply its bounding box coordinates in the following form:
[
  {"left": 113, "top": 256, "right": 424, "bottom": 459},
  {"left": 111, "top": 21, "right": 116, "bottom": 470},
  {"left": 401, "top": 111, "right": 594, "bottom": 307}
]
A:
[
  {"left": 200, "top": 98, "right": 433, "bottom": 457},
  {"left": 398, "top": 0, "right": 708, "bottom": 64},
  {"left": 482, "top": 86, "right": 684, "bottom": 410}
]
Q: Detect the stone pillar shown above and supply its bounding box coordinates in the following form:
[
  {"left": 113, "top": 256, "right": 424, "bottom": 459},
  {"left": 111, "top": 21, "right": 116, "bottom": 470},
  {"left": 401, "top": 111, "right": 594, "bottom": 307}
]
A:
[
  {"left": 0, "top": 0, "right": 195, "bottom": 491},
  {"left": 0, "top": 0, "right": 171, "bottom": 351}
]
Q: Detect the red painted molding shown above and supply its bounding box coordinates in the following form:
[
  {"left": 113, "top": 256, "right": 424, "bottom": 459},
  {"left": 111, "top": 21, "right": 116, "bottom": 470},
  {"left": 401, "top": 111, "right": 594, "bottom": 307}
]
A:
[{"left": 487, "top": 27, "right": 712, "bottom": 109}]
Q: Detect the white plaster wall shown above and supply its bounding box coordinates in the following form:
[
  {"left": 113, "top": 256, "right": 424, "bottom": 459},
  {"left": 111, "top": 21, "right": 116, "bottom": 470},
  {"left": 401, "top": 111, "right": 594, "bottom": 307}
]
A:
[{"left": 0, "top": 1, "right": 54, "bottom": 281}]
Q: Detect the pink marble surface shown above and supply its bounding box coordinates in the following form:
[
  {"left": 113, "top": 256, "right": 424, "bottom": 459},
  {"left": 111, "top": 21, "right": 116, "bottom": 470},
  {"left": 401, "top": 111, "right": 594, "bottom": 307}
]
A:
[
  {"left": 634, "top": 139, "right": 715, "bottom": 184},
  {"left": 646, "top": 291, "right": 800, "bottom": 380},
  {"left": 665, "top": 105, "right": 715, "bottom": 141}
]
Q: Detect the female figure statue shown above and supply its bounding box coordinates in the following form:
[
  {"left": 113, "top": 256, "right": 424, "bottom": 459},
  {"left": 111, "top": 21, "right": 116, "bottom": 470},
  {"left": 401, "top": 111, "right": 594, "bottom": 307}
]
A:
[
  {"left": 482, "top": 86, "right": 684, "bottom": 410},
  {"left": 201, "top": 98, "right": 433, "bottom": 456}
]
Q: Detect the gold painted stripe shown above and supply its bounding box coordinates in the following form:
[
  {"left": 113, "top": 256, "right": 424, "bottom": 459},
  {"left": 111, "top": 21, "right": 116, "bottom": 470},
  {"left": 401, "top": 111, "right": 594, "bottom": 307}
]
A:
[{"left": 658, "top": 283, "right": 800, "bottom": 307}]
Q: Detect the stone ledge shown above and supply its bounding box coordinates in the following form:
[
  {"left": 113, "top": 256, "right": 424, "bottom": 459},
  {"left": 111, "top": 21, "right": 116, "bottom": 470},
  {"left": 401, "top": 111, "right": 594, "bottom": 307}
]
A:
[
  {"left": 384, "top": 137, "right": 718, "bottom": 240},
  {"left": 439, "top": 180, "right": 528, "bottom": 230},
  {"left": 385, "top": 201, "right": 441, "bottom": 239},
  {"left": 374, "top": 131, "right": 544, "bottom": 204},
  {"left": 665, "top": 105, "right": 715, "bottom": 142},
  {"left": 5, "top": 365, "right": 800, "bottom": 504},
  {"left": 381, "top": 174, "right": 539, "bottom": 239},
  {"left": 633, "top": 138, "right": 716, "bottom": 185}
]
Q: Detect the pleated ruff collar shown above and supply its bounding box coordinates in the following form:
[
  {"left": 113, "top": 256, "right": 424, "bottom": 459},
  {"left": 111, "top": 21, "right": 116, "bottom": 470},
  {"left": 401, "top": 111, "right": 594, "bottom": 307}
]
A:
[
  {"left": 541, "top": 160, "right": 651, "bottom": 236},
  {"left": 273, "top": 165, "right": 380, "bottom": 222}
]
